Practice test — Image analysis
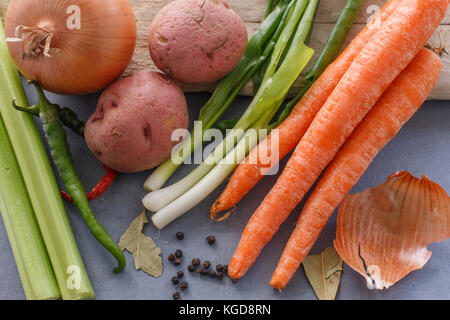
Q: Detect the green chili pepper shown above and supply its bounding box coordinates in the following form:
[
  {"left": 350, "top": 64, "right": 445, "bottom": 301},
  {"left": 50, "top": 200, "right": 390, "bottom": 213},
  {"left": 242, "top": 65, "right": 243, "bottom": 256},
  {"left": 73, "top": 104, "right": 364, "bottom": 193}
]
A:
[
  {"left": 58, "top": 106, "right": 85, "bottom": 136},
  {"left": 13, "top": 81, "right": 126, "bottom": 273},
  {"left": 15, "top": 101, "right": 85, "bottom": 136}
]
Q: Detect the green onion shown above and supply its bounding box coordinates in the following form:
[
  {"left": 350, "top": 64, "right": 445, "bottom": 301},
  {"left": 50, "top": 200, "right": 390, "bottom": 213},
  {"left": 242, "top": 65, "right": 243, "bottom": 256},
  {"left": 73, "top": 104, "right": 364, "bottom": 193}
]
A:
[
  {"left": 146, "top": 0, "right": 317, "bottom": 228},
  {"left": 152, "top": 109, "right": 274, "bottom": 229},
  {"left": 274, "top": 0, "right": 365, "bottom": 125},
  {"left": 264, "top": 0, "right": 283, "bottom": 19},
  {"left": 144, "top": 0, "right": 291, "bottom": 192},
  {"left": 0, "top": 21, "right": 94, "bottom": 300},
  {"left": 255, "top": 0, "right": 293, "bottom": 93},
  {"left": 0, "top": 114, "right": 60, "bottom": 300},
  {"left": 260, "top": 0, "right": 309, "bottom": 86}
]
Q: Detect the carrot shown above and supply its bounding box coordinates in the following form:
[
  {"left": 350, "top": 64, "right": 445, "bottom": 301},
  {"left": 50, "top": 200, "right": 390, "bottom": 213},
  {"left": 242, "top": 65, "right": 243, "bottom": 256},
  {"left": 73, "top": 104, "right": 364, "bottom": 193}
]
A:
[
  {"left": 228, "top": 0, "right": 448, "bottom": 281},
  {"left": 211, "top": 0, "right": 403, "bottom": 220},
  {"left": 270, "top": 48, "right": 443, "bottom": 290}
]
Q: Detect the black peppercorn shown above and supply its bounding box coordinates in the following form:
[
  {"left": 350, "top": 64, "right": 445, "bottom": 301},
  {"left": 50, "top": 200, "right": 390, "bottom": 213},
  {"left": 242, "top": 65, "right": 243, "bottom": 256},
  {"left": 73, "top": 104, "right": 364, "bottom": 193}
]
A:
[
  {"left": 192, "top": 258, "right": 200, "bottom": 266},
  {"left": 188, "top": 264, "right": 196, "bottom": 272},
  {"left": 176, "top": 232, "right": 184, "bottom": 240},
  {"left": 209, "top": 270, "right": 216, "bottom": 278},
  {"left": 216, "top": 264, "right": 223, "bottom": 273},
  {"left": 206, "top": 235, "right": 216, "bottom": 245},
  {"left": 174, "top": 258, "right": 181, "bottom": 265},
  {"left": 216, "top": 273, "right": 224, "bottom": 280},
  {"left": 168, "top": 253, "right": 175, "bottom": 262},
  {"left": 171, "top": 276, "right": 179, "bottom": 285},
  {"left": 175, "top": 249, "right": 183, "bottom": 258},
  {"left": 173, "top": 292, "right": 181, "bottom": 300},
  {"left": 203, "top": 261, "right": 211, "bottom": 269},
  {"left": 177, "top": 271, "right": 184, "bottom": 279},
  {"left": 180, "top": 281, "right": 188, "bottom": 291},
  {"left": 222, "top": 265, "right": 229, "bottom": 273}
]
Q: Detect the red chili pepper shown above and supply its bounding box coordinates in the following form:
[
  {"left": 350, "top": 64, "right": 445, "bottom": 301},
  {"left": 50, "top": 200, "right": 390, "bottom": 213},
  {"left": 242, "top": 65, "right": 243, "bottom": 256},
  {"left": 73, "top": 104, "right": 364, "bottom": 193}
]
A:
[{"left": 61, "top": 164, "right": 118, "bottom": 202}]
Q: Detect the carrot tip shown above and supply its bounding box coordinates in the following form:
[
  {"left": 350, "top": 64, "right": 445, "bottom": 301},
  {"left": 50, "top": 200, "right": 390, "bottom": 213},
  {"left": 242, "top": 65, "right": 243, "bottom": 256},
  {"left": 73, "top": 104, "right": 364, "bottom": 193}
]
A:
[{"left": 210, "top": 206, "right": 236, "bottom": 222}]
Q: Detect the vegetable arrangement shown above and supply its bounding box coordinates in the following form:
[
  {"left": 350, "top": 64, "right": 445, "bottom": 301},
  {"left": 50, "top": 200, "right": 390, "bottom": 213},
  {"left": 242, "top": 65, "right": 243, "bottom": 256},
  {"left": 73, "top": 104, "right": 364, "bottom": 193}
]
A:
[
  {"left": 271, "top": 47, "right": 443, "bottom": 289},
  {"left": 227, "top": 0, "right": 448, "bottom": 289},
  {"left": 14, "top": 81, "right": 126, "bottom": 273},
  {"left": 212, "top": 0, "right": 365, "bottom": 219},
  {"left": 0, "top": 21, "right": 94, "bottom": 299},
  {"left": 145, "top": 0, "right": 319, "bottom": 229},
  {"left": 144, "top": 0, "right": 292, "bottom": 191}
]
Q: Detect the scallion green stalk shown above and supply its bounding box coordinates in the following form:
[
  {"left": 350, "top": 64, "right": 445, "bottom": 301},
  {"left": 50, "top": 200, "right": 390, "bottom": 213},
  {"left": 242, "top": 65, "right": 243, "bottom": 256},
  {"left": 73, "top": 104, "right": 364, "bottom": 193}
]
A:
[
  {"left": 260, "top": 0, "right": 309, "bottom": 85},
  {"left": 0, "top": 21, "right": 94, "bottom": 300}
]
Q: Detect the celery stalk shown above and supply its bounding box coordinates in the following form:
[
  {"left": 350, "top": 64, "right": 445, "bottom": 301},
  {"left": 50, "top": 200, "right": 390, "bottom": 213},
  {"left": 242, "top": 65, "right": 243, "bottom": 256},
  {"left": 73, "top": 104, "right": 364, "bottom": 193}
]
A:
[
  {"left": 0, "top": 21, "right": 94, "bottom": 300},
  {"left": 0, "top": 114, "right": 60, "bottom": 300}
]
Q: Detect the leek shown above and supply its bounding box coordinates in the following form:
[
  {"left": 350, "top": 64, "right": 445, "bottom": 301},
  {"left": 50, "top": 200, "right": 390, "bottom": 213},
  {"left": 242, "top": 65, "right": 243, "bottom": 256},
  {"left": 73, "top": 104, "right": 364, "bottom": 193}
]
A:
[{"left": 0, "top": 21, "right": 94, "bottom": 300}]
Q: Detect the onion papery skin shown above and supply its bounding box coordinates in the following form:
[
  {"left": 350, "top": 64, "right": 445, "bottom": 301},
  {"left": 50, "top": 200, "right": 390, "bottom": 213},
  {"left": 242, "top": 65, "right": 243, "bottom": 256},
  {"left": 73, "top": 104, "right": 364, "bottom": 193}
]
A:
[
  {"left": 335, "top": 171, "right": 450, "bottom": 289},
  {"left": 5, "top": 0, "right": 137, "bottom": 95}
]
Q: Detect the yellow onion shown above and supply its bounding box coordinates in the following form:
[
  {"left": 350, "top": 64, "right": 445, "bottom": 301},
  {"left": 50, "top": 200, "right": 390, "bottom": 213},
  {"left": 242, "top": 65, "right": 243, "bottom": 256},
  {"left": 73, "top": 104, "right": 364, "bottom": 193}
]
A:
[
  {"left": 335, "top": 171, "right": 450, "bottom": 289},
  {"left": 5, "top": 0, "right": 136, "bottom": 95}
]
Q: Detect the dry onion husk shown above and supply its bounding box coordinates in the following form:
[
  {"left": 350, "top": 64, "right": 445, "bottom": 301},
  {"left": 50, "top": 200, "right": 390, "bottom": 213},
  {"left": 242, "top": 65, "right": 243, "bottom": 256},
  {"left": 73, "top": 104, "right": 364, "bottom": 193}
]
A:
[
  {"left": 334, "top": 171, "right": 450, "bottom": 289},
  {"left": 5, "top": 0, "right": 136, "bottom": 95}
]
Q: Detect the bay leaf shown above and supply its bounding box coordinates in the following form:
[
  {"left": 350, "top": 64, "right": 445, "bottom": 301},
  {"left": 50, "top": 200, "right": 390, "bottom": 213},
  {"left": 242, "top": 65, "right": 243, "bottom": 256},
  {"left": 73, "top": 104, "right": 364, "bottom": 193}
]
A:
[
  {"left": 302, "top": 246, "right": 343, "bottom": 300},
  {"left": 133, "top": 234, "right": 163, "bottom": 278},
  {"left": 118, "top": 210, "right": 148, "bottom": 253},
  {"left": 118, "top": 210, "right": 163, "bottom": 278}
]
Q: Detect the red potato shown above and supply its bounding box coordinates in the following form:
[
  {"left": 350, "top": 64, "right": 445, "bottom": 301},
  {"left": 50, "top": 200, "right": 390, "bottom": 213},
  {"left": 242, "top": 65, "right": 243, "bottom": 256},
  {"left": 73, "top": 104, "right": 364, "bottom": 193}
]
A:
[
  {"left": 148, "top": 0, "right": 248, "bottom": 84},
  {"left": 84, "top": 71, "right": 189, "bottom": 173}
]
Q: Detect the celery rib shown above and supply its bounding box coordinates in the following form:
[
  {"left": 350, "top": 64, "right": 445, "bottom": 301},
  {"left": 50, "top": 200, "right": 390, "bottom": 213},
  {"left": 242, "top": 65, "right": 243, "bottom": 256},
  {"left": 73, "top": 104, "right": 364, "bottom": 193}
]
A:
[{"left": 0, "top": 114, "right": 60, "bottom": 300}]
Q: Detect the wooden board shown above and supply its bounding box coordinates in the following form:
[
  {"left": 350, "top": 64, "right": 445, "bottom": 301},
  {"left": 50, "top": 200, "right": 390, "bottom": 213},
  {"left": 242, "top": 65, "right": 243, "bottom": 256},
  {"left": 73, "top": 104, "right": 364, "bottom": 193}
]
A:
[{"left": 1, "top": 0, "right": 449, "bottom": 99}]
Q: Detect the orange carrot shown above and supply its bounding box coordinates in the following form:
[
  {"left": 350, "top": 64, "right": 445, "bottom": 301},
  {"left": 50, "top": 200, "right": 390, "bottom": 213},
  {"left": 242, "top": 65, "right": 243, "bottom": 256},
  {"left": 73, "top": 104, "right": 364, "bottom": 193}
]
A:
[
  {"left": 211, "top": 0, "right": 403, "bottom": 220},
  {"left": 228, "top": 0, "right": 448, "bottom": 281},
  {"left": 270, "top": 48, "right": 443, "bottom": 290}
]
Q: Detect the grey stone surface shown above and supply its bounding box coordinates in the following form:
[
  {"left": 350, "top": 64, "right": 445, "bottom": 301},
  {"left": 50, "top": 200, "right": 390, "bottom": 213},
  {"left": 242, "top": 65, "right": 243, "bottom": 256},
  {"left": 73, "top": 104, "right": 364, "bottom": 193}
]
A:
[{"left": 0, "top": 87, "right": 449, "bottom": 300}]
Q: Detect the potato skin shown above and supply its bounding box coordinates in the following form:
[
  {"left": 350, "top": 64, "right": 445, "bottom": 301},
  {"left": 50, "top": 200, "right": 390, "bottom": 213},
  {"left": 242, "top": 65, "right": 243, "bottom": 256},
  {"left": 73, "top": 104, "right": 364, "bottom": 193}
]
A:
[
  {"left": 84, "top": 71, "right": 189, "bottom": 173},
  {"left": 148, "top": 0, "right": 248, "bottom": 84}
]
